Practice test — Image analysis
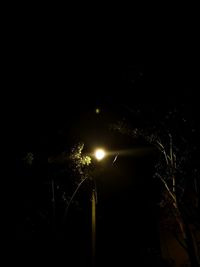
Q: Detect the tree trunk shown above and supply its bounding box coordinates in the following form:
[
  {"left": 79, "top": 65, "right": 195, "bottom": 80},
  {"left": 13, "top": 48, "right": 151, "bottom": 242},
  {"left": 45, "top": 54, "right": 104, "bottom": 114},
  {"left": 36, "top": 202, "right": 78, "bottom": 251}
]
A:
[{"left": 181, "top": 209, "right": 200, "bottom": 267}]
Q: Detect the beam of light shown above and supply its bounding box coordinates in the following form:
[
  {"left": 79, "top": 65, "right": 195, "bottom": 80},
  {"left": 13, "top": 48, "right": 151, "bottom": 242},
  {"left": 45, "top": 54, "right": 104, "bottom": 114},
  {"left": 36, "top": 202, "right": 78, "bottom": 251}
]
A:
[
  {"left": 95, "top": 149, "right": 105, "bottom": 161},
  {"left": 105, "top": 147, "right": 154, "bottom": 157},
  {"left": 86, "top": 147, "right": 154, "bottom": 162}
]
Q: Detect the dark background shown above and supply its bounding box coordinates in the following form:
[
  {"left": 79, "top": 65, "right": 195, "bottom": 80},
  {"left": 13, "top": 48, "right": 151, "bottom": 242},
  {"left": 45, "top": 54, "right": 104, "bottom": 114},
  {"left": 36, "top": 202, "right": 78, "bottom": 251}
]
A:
[{"left": 13, "top": 30, "right": 199, "bottom": 266}]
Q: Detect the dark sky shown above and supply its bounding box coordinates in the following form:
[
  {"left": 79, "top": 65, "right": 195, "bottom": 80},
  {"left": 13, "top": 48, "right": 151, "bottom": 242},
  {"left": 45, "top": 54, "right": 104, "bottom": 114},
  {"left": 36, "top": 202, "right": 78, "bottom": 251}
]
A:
[
  {"left": 14, "top": 51, "right": 199, "bottom": 157},
  {"left": 14, "top": 37, "right": 199, "bottom": 266}
]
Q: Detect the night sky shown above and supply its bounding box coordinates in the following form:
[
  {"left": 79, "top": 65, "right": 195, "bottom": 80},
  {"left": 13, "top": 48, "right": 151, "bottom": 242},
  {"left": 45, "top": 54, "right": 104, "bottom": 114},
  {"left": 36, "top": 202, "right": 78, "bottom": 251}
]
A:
[{"left": 14, "top": 37, "right": 199, "bottom": 266}]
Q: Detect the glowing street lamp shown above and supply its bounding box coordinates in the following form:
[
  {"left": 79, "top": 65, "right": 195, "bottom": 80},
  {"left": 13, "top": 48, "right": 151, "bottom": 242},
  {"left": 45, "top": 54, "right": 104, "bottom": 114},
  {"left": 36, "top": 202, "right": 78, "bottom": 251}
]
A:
[
  {"left": 64, "top": 147, "right": 107, "bottom": 266},
  {"left": 94, "top": 148, "right": 106, "bottom": 161}
]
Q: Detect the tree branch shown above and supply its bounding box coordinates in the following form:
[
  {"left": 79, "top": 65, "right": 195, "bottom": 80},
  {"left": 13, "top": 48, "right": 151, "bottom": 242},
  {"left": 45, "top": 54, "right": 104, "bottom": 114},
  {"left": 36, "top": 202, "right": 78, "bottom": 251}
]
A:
[{"left": 63, "top": 176, "right": 89, "bottom": 223}]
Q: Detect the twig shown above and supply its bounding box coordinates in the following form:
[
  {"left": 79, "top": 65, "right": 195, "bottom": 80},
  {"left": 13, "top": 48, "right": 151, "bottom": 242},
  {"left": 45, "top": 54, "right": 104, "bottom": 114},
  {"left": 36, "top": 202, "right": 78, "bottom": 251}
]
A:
[
  {"left": 160, "top": 177, "right": 177, "bottom": 204},
  {"left": 63, "top": 176, "right": 88, "bottom": 223},
  {"left": 156, "top": 140, "right": 169, "bottom": 165}
]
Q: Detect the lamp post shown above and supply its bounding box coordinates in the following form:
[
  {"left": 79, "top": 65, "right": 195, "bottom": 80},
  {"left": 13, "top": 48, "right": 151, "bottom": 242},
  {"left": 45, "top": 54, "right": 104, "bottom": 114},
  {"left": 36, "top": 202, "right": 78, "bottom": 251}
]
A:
[
  {"left": 92, "top": 148, "right": 106, "bottom": 266},
  {"left": 63, "top": 147, "right": 106, "bottom": 266},
  {"left": 91, "top": 188, "right": 96, "bottom": 266}
]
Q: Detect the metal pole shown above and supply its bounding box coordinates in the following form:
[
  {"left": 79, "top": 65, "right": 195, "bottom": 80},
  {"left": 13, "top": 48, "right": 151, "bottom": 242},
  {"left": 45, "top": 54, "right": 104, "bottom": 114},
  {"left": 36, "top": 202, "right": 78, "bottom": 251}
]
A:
[
  {"left": 51, "top": 179, "right": 55, "bottom": 232},
  {"left": 92, "top": 189, "right": 96, "bottom": 266}
]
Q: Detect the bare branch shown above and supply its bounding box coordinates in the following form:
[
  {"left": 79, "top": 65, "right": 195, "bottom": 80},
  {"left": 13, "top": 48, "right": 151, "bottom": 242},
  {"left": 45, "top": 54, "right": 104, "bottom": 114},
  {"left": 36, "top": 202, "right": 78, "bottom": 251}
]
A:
[
  {"left": 160, "top": 177, "right": 177, "bottom": 204},
  {"left": 63, "top": 176, "right": 89, "bottom": 223},
  {"left": 156, "top": 140, "right": 169, "bottom": 165}
]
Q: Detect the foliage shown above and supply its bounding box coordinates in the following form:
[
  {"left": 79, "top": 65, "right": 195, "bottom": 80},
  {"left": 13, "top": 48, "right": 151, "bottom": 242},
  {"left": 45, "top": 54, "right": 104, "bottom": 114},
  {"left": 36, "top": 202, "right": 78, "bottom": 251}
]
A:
[
  {"left": 69, "top": 142, "right": 92, "bottom": 179},
  {"left": 111, "top": 106, "right": 200, "bottom": 266},
  {"left": 62, "top": 143, "right": 93, "bottom": 222},
  {"left": 23, "top": 152, "right": 34, "bottom": 166}
]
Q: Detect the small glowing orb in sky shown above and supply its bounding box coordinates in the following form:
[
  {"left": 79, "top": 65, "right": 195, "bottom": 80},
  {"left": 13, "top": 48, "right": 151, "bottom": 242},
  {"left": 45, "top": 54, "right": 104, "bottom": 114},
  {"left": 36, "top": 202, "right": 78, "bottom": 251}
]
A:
[
  {"left": 95, "top": 108, "right": 100, "bottom": 114},
  {"left": 95, "top": 149, "right": 105, "bottom": 161}
]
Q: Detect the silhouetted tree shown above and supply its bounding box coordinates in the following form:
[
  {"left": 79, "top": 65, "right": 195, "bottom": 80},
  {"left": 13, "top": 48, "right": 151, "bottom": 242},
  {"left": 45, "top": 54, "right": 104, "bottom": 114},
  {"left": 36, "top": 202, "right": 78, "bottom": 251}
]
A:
[{"left": 112, "top": 105, "right": 200, "bottom": 267}]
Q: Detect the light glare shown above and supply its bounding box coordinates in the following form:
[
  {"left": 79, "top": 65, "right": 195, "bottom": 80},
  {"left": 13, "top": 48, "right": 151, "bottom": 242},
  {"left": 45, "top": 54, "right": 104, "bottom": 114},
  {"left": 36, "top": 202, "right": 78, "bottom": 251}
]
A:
[
  {"left": 95, "top": 149, "right": 105, "bottom": 161},
  {"left": 95, "top": 108, "right": 100, "bottom": 114}
]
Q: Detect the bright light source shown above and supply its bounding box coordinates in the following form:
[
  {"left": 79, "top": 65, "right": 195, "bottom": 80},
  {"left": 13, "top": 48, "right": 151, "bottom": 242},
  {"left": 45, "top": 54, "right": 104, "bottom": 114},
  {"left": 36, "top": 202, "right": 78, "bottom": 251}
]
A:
[
  {"left": 95, "top": 108, "right": 100, "bottom": 114},
  {"left": 95, "top": 149, "right": 105, "bottom": 161}
]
